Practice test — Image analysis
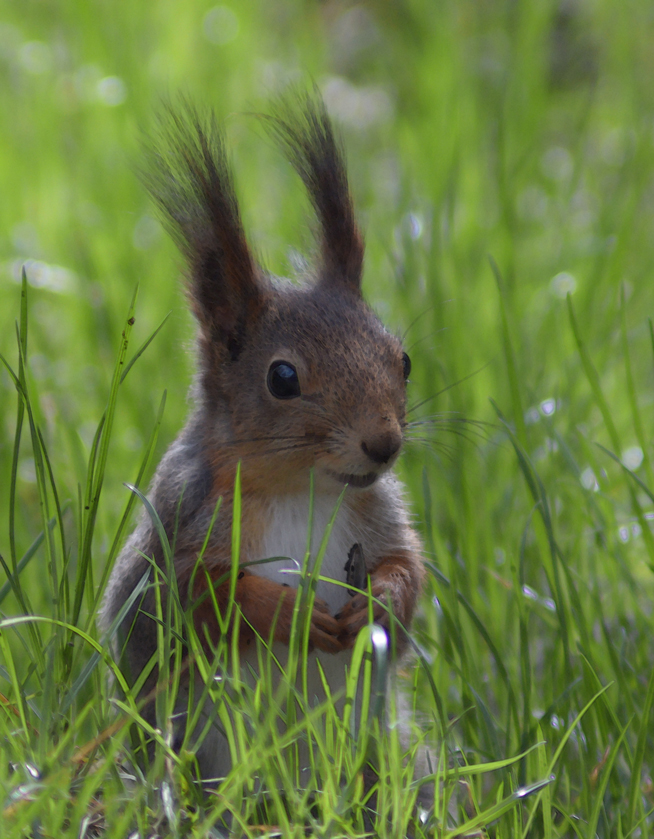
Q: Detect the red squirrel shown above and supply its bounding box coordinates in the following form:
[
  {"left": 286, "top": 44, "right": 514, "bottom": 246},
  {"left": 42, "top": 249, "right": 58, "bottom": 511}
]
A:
[{"left": 100, "top": 91, "right": 424, "bottom": 779}]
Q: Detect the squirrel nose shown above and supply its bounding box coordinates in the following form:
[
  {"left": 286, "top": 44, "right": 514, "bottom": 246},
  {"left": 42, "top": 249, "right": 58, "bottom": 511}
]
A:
[{"left": 361, "top": 432, "right": 402, "bottom": 465}]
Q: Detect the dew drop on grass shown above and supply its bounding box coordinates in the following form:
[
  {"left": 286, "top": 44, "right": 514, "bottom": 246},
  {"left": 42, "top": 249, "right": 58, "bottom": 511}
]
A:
[
  {"left": 370, "top": 624, "right": 388, "bottom": 653},
  {"left": 622, "top": 446, "right": 643, "bottom": 470},
  {"left": 580, "top": 467, "right": 599, "bottom": 492},
  {"left": 406, "top": 212, "right": 423, "bottom": 240},
  {"left": 330, "top": 5, "right": 379, "bottom": 62},
  {"left": 540, "top": 398, "right": 556, "bottom": 416},
  {"left": 133, "top": 215, "right": 161, "bottom": 250},
  {"left": 18, "top": 458, "right": 36, "bottom": 483},
  {"left": 550, "top": 271, "right": 577, "bottom": 298},
  {"left": 24, "top": 762, "right": 41, "bottom": 779},
  {"left": 96, "top": 76, "right": 127, "bottom": 106},
  {"left": 541, "top": 146, "right": 573, "bottom": 181},
  {"left": 522, "top": 584, "right": 557, "bottom": 611},
  {"left": 322, "top": 76, "right": 393, "bottom": 129},
  {"left": 18, "top": 259, "right": 75, "bottom": 293},
  {"left": 18, "top": 41, "right": 52, "bottom": 75},
  {"left": 203, "top": 6, "right": 239, "bottom": 45}
]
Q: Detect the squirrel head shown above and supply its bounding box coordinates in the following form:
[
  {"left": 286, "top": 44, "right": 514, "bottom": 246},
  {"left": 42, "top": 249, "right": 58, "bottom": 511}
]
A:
[{"left": 143, "top": 91, "right": 410, "bottom": 494}]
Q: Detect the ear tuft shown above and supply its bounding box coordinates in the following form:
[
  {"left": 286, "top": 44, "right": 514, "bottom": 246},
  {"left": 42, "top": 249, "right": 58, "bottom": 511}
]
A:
[
  {"left": 262, "top": 87, "right": 364, "bottom": 294},
  {"left": 140, "top": 98, "right": 265, "bottom": 352}
]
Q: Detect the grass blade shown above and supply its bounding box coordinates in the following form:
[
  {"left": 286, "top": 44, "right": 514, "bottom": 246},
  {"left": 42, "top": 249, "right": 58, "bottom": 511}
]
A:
[{"left": 73, "top": 288, "right": 138, "bottom": 626}]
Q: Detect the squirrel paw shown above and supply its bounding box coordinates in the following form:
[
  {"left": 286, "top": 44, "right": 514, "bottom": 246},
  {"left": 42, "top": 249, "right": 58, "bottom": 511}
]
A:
[
  {"left": 335, "top": 585, "right": 391, "bottom": 648},
  {"left": 308, "top": 597, "right": 345, "bottom": 653}
]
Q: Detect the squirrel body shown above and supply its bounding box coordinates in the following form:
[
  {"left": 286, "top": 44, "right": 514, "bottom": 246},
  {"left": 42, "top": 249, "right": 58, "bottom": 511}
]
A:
[{"left": 100, "top": 92, "right": 424, "bottom": 779}]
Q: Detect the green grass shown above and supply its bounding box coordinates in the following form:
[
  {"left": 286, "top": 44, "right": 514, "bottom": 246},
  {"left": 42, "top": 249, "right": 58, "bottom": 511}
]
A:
[{"left": 3, "top": 0, "right": 654, "bottom": 835}]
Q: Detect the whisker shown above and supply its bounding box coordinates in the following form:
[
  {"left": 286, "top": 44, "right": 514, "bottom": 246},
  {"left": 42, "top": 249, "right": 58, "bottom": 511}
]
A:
[
  {"left": 405, "top": 327, "right": 448, "bottom": 355},
  {"left": 221, "top": 432, "right": 312, "bottom": 443},
  {"left": 220, "top": 437, "right": 321, "bottom": 453},
  {"left": 400, "top": 304, "right": 437, "bottom": 343},
  {"left": 406, "top": 437, "right": 458, "bottom": 462},
  {"left": 407, "top": 427, "right": 486, "bottom": 453},
  {"left": 408, "top": 414, "right": 493, "bottom": 428},
  {"left": 406, "top": 362, "right": 492, "bottom": 415},
  {"left": 410, "top": 426, "right": 482, "bottom": 442},
  {"left": 408, "top": 420, "right": 492, "bottom": 441}
]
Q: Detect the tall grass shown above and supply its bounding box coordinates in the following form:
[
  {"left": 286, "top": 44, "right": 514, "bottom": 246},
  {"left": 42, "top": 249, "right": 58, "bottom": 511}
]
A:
[{"left": 3, "top": 0, "right": 654, "bottom": 835}]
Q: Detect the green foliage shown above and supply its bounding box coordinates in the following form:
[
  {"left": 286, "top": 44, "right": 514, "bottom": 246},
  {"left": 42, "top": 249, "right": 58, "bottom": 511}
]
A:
[{"left": 2, "top": 0, "right": 654, "bottom": 835}]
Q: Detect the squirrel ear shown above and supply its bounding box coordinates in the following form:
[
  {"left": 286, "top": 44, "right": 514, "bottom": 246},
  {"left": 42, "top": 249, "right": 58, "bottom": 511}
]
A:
[
  {"left": 141, "top": 100, "right": 265, "bottom": 359},
  {"left": 264, "top": 88, "right": 364, "bottom": 295}
]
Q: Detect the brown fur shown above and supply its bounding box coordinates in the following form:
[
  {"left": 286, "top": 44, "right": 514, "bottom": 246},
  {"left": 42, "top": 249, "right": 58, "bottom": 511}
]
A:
[
  {"left": 100, "top": 90, "right": 424, "bottom": 775},
  {"left": 192, "top": 569, "right": 343, "bottom": 654}
]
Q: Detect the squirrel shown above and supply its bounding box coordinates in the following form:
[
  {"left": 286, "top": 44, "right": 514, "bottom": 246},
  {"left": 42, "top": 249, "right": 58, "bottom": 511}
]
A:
[{"left": 100, "top": 91, "right": 425, "bottom": 780}]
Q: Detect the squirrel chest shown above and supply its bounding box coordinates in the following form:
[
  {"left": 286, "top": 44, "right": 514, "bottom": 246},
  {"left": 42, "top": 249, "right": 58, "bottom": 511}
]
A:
[{"left": 253, "top": 492, "right": 361, "bottom": 615}]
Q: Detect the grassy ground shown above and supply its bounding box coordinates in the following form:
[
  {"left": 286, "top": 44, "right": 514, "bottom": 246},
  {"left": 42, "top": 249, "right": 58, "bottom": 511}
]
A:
[{"left": 2, "top": 0, "right": 654, "bottom": 836}]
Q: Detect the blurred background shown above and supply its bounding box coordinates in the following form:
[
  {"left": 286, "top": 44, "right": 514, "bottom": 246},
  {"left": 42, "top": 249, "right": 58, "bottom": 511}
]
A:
[
  {"left": 3, "top": 0, "right": 654, "bottom": 823},
  {"left": 3, "top": 0, "right": 653, "bottom": 566}
]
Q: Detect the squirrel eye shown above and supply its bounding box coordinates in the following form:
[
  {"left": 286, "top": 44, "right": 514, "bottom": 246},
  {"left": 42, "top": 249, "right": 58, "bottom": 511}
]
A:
[
  {"left": 402, "top": 352, "right": 411, "bottom": 380},
  {"left": 267, "top": 361, "right": 301, "bottom": 399}
]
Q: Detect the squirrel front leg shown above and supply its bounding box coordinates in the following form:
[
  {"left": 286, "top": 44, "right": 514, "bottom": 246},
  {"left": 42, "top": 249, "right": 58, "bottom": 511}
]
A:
[
  {"left": 336, "top": 553, "right": 424, "bottom": 653},
  {"left": 192, "top": 569, "right": 344, "bottom": 654}
]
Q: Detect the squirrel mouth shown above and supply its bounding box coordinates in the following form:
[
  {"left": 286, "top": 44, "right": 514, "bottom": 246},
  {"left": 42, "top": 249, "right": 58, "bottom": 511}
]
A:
[{"left": 327, "top": 470, "right": 378, "bottom": 489}]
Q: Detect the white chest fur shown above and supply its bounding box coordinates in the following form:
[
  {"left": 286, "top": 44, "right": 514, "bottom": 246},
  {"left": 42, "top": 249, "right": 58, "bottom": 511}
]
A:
[
  {"left": 255, "top": 492, "right": 359, "bottom": 615},
  {"left": 192, "top": 492, "right": 371, "bottom": 780}
]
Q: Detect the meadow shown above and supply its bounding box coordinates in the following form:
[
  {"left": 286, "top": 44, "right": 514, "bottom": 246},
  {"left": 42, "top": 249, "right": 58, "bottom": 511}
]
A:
[{"left": 2, "top": 1, "right": 654, "bottom": 836}]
